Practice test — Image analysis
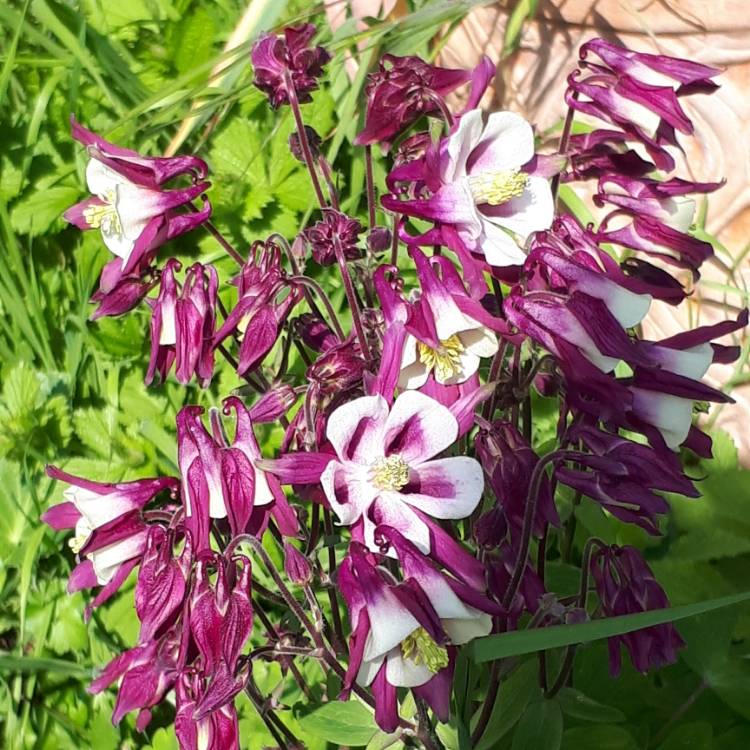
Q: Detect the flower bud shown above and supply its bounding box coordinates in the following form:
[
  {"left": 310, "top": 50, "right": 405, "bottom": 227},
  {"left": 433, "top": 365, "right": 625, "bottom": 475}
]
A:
[
  {"left": 284, "top": 543, "right": 312, "bottom": 585},
  {"left": 247, "top": 385, "right": 298, "bottom": 423},
  {"left": 367, "top": 226, "right": 391, "bottom": 253},
  {"left": 289, "top": 126, "right": 321, "bottom": 162}
]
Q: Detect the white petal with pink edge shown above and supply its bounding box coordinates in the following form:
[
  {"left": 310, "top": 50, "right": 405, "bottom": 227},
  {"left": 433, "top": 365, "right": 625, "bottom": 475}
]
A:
[
  {"left": 398, "top": 456, "right": 484, "bottom": 519},
  {"left": 326, "top": 394, "right": 389, "bottom": 465},
  {"left": 383, "top": 390, "right": 458, "bottom": 464}
]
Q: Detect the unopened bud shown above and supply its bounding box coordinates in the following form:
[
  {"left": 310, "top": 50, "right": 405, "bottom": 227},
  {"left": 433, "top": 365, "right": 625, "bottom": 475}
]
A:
[
  {"left": 284, "top": 543, "right": 313, "bottom": 585},
  {"left": 289, "top": 126, "right": 322, "bottom": 162},
  {"left": 247, "top": 385, "right": 299, "bottom": 423}
]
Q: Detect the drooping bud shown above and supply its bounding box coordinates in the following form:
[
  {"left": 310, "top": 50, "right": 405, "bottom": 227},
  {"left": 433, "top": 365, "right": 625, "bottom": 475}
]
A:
[
  {"left": 289, "top": 125, "right": 322, "bottom": 162},
  {"left": 283, "top": 543, "right": 313, "bottom": 585}
]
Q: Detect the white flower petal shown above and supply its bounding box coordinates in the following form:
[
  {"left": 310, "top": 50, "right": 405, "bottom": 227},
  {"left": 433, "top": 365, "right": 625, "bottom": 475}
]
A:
[
  {"left": 327, "top": 394, "right": 389, "bottom": 464},
  {"left": 385, "top": 650, "right": 434, "bottom": 688},
  {"left": 480, "top": 175, "right": 554, "bottom": 240},
  {"left": 631, "top": 389, "right": 694, "bottom": 448},
  {"left": 400, "top": 456, "right": 484, "bottom": 520},
  {"left": 383, "top": 391, "right": 458, "bottom": 464},
  {"left": 477, "top": 220, "right": 528, "bottom": 267},
  {"left": 468, "top": 110, "right": 535, "bottom": 174},
  {"left": 444, "top": 109, "right": 484, "bottom": 182}
]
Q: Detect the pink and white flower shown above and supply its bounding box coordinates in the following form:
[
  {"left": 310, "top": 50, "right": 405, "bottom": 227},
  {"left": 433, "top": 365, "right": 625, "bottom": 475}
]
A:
[
  {"left": 383, "top": 109, "right": 555, "bottom": 267},
  {"left": 320, "top": 390, "right": 484, "bottom": 552}
]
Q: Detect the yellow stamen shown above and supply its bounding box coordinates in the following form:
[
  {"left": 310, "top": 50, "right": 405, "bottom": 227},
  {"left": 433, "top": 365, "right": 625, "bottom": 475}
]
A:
[
  {"left": 401, "top": 627, "right": 449, "bottom": 673},
  {"left": 83, "top": 189, "right": 122, "bottom": 236},
  {"left": 417, "top": 334, "right": 465, "bottom": 381},
  {"left": 370, "top": 455, "right": 410, "bottom": 492},
  {"left": 468, "top": 170, "right": 528, "bottom": 206},
  {"left": 68, "top": 533, "right": 88, "bottom": 555}
]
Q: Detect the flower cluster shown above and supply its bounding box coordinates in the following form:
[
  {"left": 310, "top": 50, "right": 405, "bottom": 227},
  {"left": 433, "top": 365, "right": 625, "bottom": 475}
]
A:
[{"left": 46, "top": 23, "right": 746, "bottom": 750}]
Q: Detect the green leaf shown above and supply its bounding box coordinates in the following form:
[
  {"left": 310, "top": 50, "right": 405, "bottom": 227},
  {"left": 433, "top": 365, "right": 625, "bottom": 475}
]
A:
[
  {"left": 10, "top": 184, "right": 79, "bottom": 236},
  {"left": 561, "top": 725, "right": 638, "bottom": 750},
  {"left": 471, "top": 591, "right": 750, "bottom": 662},
  {"left": 658, "top": 721, "right": 712, "bottom": 750},
  {"left": 557, "top": 687, "right": 625, "bottom": 723},
  {"left": 0, "top": 654, "right": 91, "bottom": 677},
  {"left": 296, "top": 700, "right": 378, "bottom": 746},
  {"left": 511, "top": 699, "right": 562, "bottom": 750},
  {"left": 474, "top": 659, "right": 540, "bottom": 750},
  {"left": 503, "top": 0, "right": 539, "bottom": 57}
]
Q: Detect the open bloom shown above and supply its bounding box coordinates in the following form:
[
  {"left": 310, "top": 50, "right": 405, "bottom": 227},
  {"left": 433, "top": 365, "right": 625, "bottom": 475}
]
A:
[
  {"left": 64, "top": 118, "right": 211, "bottom": 296},
  {"left": 384, "top": 109, "right": 555, "bottom": 267},
  {"left": 391, "top": 248, "right": 499, "bottom": 389},
  {"left": 42, "top": 466, "right": 177, "bottom": 606},
  {"left": 339, "top": 537, "right": 495, "bottom": 731},
  {"left": 320, "top": 390, "right": 484, "bottom": 552}
]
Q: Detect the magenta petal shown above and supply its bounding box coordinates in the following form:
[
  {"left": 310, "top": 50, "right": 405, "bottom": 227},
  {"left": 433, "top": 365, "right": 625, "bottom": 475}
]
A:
[
  {"left": 372, "top": 662, "right": 399, "bottom": 733},
  {"left": 41, "top": 501, "right": 81, "bottom": 530},
  {"left": 67, "top": 559, "right": 98, "bottom": 593}
]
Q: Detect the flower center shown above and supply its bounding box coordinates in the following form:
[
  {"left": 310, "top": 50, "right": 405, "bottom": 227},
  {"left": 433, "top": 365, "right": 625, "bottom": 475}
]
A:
[
  {"left": 468, "top": 170, "right": 528, "bottom": 206},
  {"left": 370, "top": 455, "right": 410, "bottom": 492},
  {"left": 83, "top": 188, "right": 123, "bottom": 237},
  {"left": 401, "top": 627, "right": 449, "bottom": 673},
  {"left": 417, "top": 335, "right": 465, "bottom": 380}
]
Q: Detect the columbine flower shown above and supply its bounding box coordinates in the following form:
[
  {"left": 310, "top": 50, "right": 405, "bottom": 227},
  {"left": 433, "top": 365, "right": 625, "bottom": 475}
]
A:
[
  {"left": 64, "top": 117, "right": 211, "bottom": 295},
  {"left": 42, "top": 466, "right": 177, "bottom": 609},
  {"left": 354, "top": 55, "right": 493, "bottom": 148},
  {"left": 567, "top": 38, "right": 721, "bottom": 172},
  {"left": 390, "top": 248, "right": 499, "bottom": 389},
  {"left": 175, "top": 674, "right": 239, "bottom": 750},
  {"left": 339, "top": 537, "right": 495, "bottom": 732},
  {"left": 213, "top": 242, "right": 302, "bottom": 376},
  {"left": 146, "top": 259, "right": 218, "bottom": 387},
  {"left": 188, "top": 554, "right": 252, "bottom": 716},
  {"left": 135, "top": 526, "right": 192, "bottom": 643},
  {"left": 176, "top": 399, "right": 298, "bottom": 551},
  {"left": 320, "top": 390, "right": 484, "bottom": 552},
  {"left": 251, "top": 24, "right": 330, "bottom": 108},
  {"left": 554, "top": 425, "right": 698, "bottom": 534},
  {"left": 591, "top": 545, "right": 685, "bottom": 676},
  {"left": 383, "top": 109, "right": 555, "bottom": 267},
  {"left": 302, "top": 209, "right": 363, "bottom": 266},
  {"left": 89, "top": 627, "right": 182, "bottom": 731},
  {"left": 593, "top": 175, "right": 718, "bottom": 276},
  {"left": 475, "top": 420, "right": 559, "bottom": 537}
]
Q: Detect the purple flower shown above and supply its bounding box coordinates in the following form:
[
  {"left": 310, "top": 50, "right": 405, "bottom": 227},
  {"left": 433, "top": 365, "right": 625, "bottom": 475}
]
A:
[
  {"left": 251, "top": 24, "right": 330, "bottom": 109},
  {"left": 566, "top": 38, "right": 720, "bottom": 172},
  {"left": 320, "top": 390, "right": 484, "bottom": 553},
  {"left": 146, "top": 259, "right": 218, "bottom": 387},
  {"left": 42, "top": 466, "right": 177, "bottom": 610},
  {"left": 135, "top": 526, "right": 192, "bottom": 643},
  {"left": 555, "top": 425, "right": 698, "bottom": 534},
  {"left": 64, "top": 117, "right": 211, "bottom": 298},
  {"left": 303, "top": 209, "right": 363, "bottom": 266},
  {"left": 89, "top": 272, "right": 157, "bottom": 320},
  {"left": 89, "top": 628, "right": 182, "bottom": 730},
  {"left": 213, "top": 243, "right": 302, "bottom": 376},
  {"left": 475, "top": 421, "right": 559, "bottom": 538},
  {"left": 355, "top": 55, "right": 493, "bottom": 148},
  {"left": 381, "top": 248, "right": 500, "bottom": 390},
  {"left": 591, "top": 545, "right": 685, "bottom": 676},
  {"left": 175, "top": 673, "right": 239, "bottom": 750},
  {"left": 339, "top": 537, "right": 495, "bottom": 732},
  {"left": 188, "top": 554, "right": 252, "bottom": 716},
  {"left": 383, "top": 109, "right": 555, "bottom": 268},
  {"left": 176, "top": 399, "right": 298, "bottom": 551}
]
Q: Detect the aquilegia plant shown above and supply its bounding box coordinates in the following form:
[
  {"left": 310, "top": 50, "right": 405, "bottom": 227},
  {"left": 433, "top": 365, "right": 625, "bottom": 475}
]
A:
[{"left": 43, "top": 27, "right": 747, "bottom": 749}]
